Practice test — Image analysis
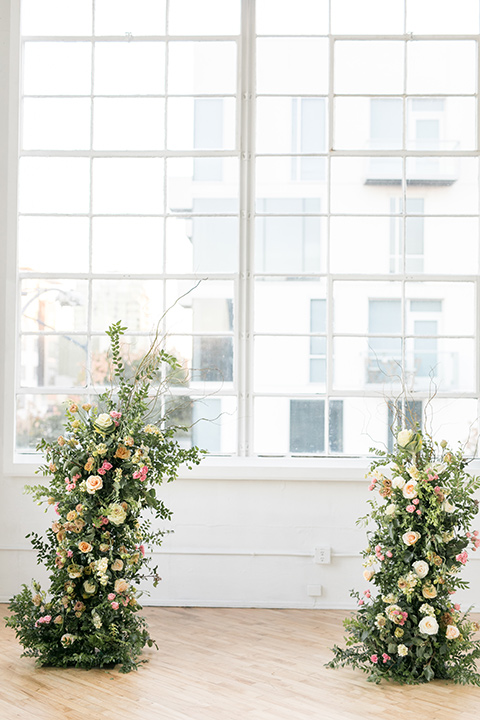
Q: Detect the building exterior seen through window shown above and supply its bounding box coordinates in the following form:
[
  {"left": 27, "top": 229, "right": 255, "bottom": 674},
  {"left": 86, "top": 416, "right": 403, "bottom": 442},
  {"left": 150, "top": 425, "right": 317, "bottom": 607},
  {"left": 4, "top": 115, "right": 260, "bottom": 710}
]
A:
[{"left": 13, "top": 0, "right": 480, "bottom": 459}]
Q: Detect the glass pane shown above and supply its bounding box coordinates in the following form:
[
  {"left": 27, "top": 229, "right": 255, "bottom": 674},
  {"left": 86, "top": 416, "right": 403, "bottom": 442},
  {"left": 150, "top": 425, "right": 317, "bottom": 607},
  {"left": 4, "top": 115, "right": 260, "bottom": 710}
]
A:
[
  {"left": 407, "top": 41, "right": 476, "bottom": 94},
  {"left": 408, "top": 217, "right": 478, "bottom": 275},
  {"left": 255, "top": 278, "right": 327, "bottom": 334},
  {"left": 334, "top": 336, "right": 403, "bottom": 390},
  {"left": 406, "top": 0, "right": 480, "bottom": 34},
  {"left": 95, "top": 0, "right": 166, "bottom": 35},
  {"left": 334, "top": 97, "right": 403, "bottom": 151},
  {"left": 165, "top": 280, "right": 234, "bottom": 335},
  {"left": 255, "top": 217, "right": 325, "bottom": 273},
  {"left": 166, "top": 335, "right": 234, "bottom": 385},
  {"left": 23, "top": 42, "right": 91, "bottom": 95},
  {"left": 21, "top": 0, "right": 92, "bottom": 35},
  {"left": 331, "top": 0, "right": 404, "bottom": 34},
  {"left": 406, "top": 97, "right": 476, "bottom": 152},
  {"left": 426, "top": 399, "right": 479, "bottom": 452},
  {"left": 90, "top": 334, "right": 155, "bottom": 385},
  {"left": 405, "top": 338, "right": 475, "bottom": 393},
  {"left": 23, "top": 98, "right": 91, "bottom": 151},
  {"left": 166, "top": 158, "right": 239, "bottom": 214},
  {"left": 334, "top": 281, "right": 402, "bottom": 334},
  {"left": 406, "top": 157, "right": 478, "bottom": 214},
  {"left": 334, "top": 41, "right": 404, "bottom": 94},
  {"left": 255, "top": 336, "right": 325, "bottom": 392},
  {"left": 16, "top": 394, "right": 83, "bottom": 453},
  {"left": 330, "top": 217, "right": 402, "bottom": 274},
  {"left": 20, "top": 335, "right": 88, "bottom": 388},
  {"left": 168, "top": 0, "right": 240, "bottom": 35},
  {"left": 165, "top": 395, "right": 237, "bottom": 454},
  {"left": 257, "top": 39, "right": 329, "bottom": 94},
  {"left": 94, "top": 42, "right": 165, "bottom": 95},
  {"left": 18, "top": 217, "right": 89, "bottom": 273},
  {"left": 256, "top": 0, "right": 329, "bottom": 34},
  {"left": 406, "top": 282, "right": 474, "bottom": 336},
  {"left": 254, "top": 397, "right": 335, "bottom": 455},
  {"left": 330, "top": 157, "right": 403, "bottom": 214},
  {"left": 92, "top": 217, "right": 163, "bottom": 273},
  {"left": 93, "top": 98, "right": 165, "bottom": 150},
  {"left": 167, "top": 98, "right": 236, "bottom": 151},
  {"left": 256, "top": 157, "right": 326, "bottom": 213},
  {"left": 168, "top": 42, "right": 237, "bottom": 94},
  {"left": 19, "top": 157, "right": 90, "bottom": 214},
  {"left": 257, "top": 97, "right": 327, "bottom": 155},
  {"left": 166, "top": 217, "right": 238, "bottom": 273},
  {"left": 91, "top": 279, "right": 164, "bottom": 332},
  {"left": 334, "top": 397, "right": 393, "bottom": 455},
  {"left": 92, "top": 158, "right": 164, "bottom": 214},
  {"left": 20, "top": 279, "right": 88, "bottom": 332}
]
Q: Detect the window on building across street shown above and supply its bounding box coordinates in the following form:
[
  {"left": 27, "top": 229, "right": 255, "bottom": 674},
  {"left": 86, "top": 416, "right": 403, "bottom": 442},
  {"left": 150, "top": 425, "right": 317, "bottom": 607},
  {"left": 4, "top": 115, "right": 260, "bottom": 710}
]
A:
[{"left": 8, "top": 0, "right": 480, "bottom": 462}]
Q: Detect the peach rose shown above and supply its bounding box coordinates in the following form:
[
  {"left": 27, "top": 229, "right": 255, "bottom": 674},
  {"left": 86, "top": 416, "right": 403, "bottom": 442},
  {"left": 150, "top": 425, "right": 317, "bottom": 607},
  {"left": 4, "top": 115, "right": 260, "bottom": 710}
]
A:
[
  {"left": 115, "top": 445, "right": 131, "bottom": 460},
  {"left": 78, "top": 541, "right": 93, "bottom": 553},
  {"left": 86, "top": 475, "right": 103, "bottom": 494},
  {"left": 446, "top": 625, "right": 460, "bottom": 640},
  {"left": 402, "top": 530, "right": 421, "bottom": 546},
  {"left": 363, "top": 569, "right": 375, "bottom": 582},
  {"left": 114, "top": 578, "right": 129, "bottom": 594},
  {"left": 422, "top": 584, "right": 437, "bottom": 599},
  {"left": 403, "top": 480, "right": 418, "bottom": 499},
  {"left": 111, "top": 559, "right": 124, "bottom": 572}
]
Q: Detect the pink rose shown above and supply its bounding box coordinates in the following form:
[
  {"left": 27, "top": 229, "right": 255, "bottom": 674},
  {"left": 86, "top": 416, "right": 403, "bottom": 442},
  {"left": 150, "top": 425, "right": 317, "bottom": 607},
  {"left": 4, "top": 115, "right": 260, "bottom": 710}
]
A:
[
  {"left": 406, "top": 505, "right": 415, "bottom": 513},
  {"left": 111, "top": 602, "right": 119, "bottom": 610},
  {"left": 370, "top": 654, "right": 378, "bottom": 663},
  {"left": 108, "top": 593, "right": 116, "bottom": 601}
]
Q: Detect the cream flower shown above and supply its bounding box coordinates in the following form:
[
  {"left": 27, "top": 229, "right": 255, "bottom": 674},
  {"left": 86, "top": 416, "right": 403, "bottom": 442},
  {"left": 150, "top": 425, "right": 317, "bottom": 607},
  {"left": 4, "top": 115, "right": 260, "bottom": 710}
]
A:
[
  {"left": 78, "top": 541, "right": 92, "bottom": 554},
  {"left": 107, "top": 503, "right": 127, "bottom": 526},
  {"left": 397, "top": 429, "right": 414, "bottom": 447},
  {"left": 397, "top": 644, "right": 408, "bottom": 656},
  {"left": 363, "top": 569, "right": 375, "bottom": 582},
  {"left": 446, "top": 625, "right": 460, "bottom": 640},
  {"left": 93, "top": 413, "right": 114, "bottom": 431},
  {"left": 392, "top": 477, "right": 406, "bottom": 490},
  {"left": 412, "top": 560, "right": 429, "bottom": 579},
  {"left": 403, "top": 480, "right": 418, "bottom": 499},
  {"left": 111, "top": 558, "right": 124, "bottom": 572},
  {"left": 114, "top": 578, "right": 129, "bottom": 594},
  {"left": 86, "top": 475, "right": 103, "bottom": 494},
  {"left": 418, "top": 616, "right": 439, "bottom": 635},
  {"left": 422, "top": 584, "right": 437, "bottom": 599},
  {"left": 402, "top": 530, "right": 421, "bottom": 546},
  {"left": 442, "top": 499, "right": 455, "bottom": 514},
  {"left": 385, "top": 504, "right": 396, "bottom": 517}
]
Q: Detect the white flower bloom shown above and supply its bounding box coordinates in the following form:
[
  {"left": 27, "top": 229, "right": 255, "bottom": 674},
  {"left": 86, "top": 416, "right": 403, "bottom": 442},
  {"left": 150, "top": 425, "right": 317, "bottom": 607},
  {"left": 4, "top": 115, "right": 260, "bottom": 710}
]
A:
[
  {"left": 446, "top": 625, "right": 460, "bottom": 640},
  {"left": 397, "top": 644, "right": 409, "bottom": 657},
  {"left": 419, "top": 616, "right": 439, "bottom": 635},
  {"left": 420, "top": 603, "right": 435, "bottom": 616},
  {"left": 94, "top": 413, "right": 114, "bottom": 429},
  {"left": 403, "top": 479, "right": 418, "bottom": 499},
  {"left": 385, "top": 504, "right": 397, "bottom": 517},
  {"left": 412, "top": 560, "right": 429, "bottom": 579},
  {"left": 397, "top": 429, "right": 414, "bottom": 447},
  {"left": 442, "top": 499, "right": 455, "bottom": 514},
  {"left": 392, "top": 477, "right": 406, "bottom": 490}
]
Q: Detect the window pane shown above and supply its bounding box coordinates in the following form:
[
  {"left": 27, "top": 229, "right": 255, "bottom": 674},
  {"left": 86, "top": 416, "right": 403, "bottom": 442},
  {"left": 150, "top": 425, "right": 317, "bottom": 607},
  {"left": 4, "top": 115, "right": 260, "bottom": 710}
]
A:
[
  {"left": 334, "top": 281, "right": 402, "bottom": 334},
  {"left": 257, "top": 39, "right": 329, "bottom": 94},
  {"left": 92, "top": 158, "right": 164, "bottom": 214},
  {"left": 95, "top": 0, "right": 166, "bottom": 35},
  {"left": 406, "top": 282, "right": 474, "bottom": 335},
  {"left": 255, "top": 279, "right": 327, "bottom": 334},
  {"left": 91, "top": 280, "right": 164, "bottom": 332},
  {"left": 167, "top": 98, "right": 236, "bottom": 151},
  {"left": 19, "top": 158, "right": 90, "bottom": 214},
  {"left": 407, "top": 217, "right": 478, "bottom": 275},
  {"left": 20, "top": 335, "right": 88, "bottom": 388},
  {"left": 255, "top": 217, "right": 325, "bottom": 274},
  {"left": 334, "top": 336, "right": 403, "bottom": 390},
  {"left": 168, "top": 0, "right": 240, "bottom": 35},
  {"left": 23, "top": 98, "right": 91, "bottom": 151},
  {"left": 335, "top": 41, "right": 404, "bottom": 94},
  {"left": 167, "top": 158, "right": 239, "bottom": 214},
  {"left": 168, "top": 42, "right": 237, "bottom": 94},
  {"left": 255, "top": 336, "right": 325, "bottom": 392},
  {"left": 290, "top": 400, "right": 325, "bottom": 454},
  {"left": 330, "top": 217, "right": 402, "bottom": 274},
  {"left": 166, "top": 217, "right": 238, "bottom": 273},
  {"left": 23, "top": 42, "right": 91, "bottom": 95},
  {"left": 256, "top": 158, "right": 326, "bottom": 213},
  {"left": 20, "top": 279, "right": 88, "bottom": 332},
  {"left": 330, "top": 157, "right": 404, "bottom": 214},
  {"left": 406, "top": 338, "right": 475, "bottom": 392},
  {"left": 407, "top": 41, "right": 476, "bottom": 95},
  {"left": 426, "top": 398, "right": 479, "bottom": 451},
  {"left": 335, "top": 97, "right": 403, "bottom": 151},
  {"left": 16, "top": 394, "right": 83, "bottom": 453},
  {"left": 94, "top": 42, "right": 165, "bottom": 95},
  {"left": 93, "top": 98, "right": 165, "bottom": 150},
  {"left": 257, "top": 97, "right": 327, "bottom": 155},
  {"left": 165, "top": 281, "right": 234, "bottom": 335},
  {"left": 256, "top": 0, "right": 329, "bottom": 35},
  {"left": 21, "top": 0, "right": 92, "bottom": 35},
  {"left": 406, "top": 157, "right": 478, "bottom": 215},
  {"left": 331, "top": 0, "right": 404, "bottom": 34},
  {"left": 406, "top": 0, "right": 480, "bottom": 34},
  {"left": 406, "top": 97, "right": 476, "bottom": 152},
  {"left": 92, "top": 217, "right": 163, "bottom": 273},
  {"left": 18, "top": 217, "right": 89, "bottom": 273}
]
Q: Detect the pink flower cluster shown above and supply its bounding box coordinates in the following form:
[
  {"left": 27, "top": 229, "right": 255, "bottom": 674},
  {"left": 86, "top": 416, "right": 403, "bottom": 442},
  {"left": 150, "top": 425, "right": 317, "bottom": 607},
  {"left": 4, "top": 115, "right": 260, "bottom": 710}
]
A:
[
  {"left": 368, "top": 476, "right": 378, "bottom": 492},
  {"left": 133, "top": 465, "right": 149, "bottom": 482},
  {"left": 110, "top": 410, "right": 122, "bottom": 426},
  {"left": 370, "top": 653, "right": 391, "bottom": 664},
  {"left": 65, "top": 473, "right": 81, "bottom": 492},
  {"left": 466, "top": 530, "right": 480, "bottom": 551},
  {"left": 456, "top": 550, "right": 468, "bottom": 565},
  {"left": 426, "top": 472, "right": 439, "bottom": 482},
  {"left": 98, "top": 461, "right": 113, "bottom": 476},
  {"left": 35, "top": 614, "right": 52, "bottom": 627}
]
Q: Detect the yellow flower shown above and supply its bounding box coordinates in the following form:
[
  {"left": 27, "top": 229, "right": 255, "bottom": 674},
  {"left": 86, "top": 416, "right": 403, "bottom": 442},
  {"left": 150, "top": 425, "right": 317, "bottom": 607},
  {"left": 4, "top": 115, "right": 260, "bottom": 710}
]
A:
[
  {"left": 422, "top": 584, "right": 438, "bottom": 599},
  {"left": 66, "top": 510, "right": 77, "bottom": 522}
]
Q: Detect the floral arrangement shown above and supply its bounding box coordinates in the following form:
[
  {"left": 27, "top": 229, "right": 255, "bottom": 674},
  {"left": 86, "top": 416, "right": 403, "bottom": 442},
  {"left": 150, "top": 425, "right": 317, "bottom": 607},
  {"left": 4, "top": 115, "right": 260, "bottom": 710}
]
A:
[
  {"left": 5, "top": 322, "right": 204, "bottom": 672},
  {"left": 327, "top": 428, "right": 480, "bottom": 685}
]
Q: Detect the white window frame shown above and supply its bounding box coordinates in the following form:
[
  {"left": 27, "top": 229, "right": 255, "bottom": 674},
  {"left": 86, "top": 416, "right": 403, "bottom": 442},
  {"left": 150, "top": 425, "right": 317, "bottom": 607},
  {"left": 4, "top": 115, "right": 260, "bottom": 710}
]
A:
[{"left": 3, "top": 0, "right": 480, "bottom": 478}]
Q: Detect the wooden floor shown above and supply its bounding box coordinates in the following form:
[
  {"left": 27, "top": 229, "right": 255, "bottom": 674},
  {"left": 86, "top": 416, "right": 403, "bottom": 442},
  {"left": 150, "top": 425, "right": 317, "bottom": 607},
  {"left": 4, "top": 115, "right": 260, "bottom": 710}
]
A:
[{"left": 1, "top": 605, "right": 479, "bottom": 720}]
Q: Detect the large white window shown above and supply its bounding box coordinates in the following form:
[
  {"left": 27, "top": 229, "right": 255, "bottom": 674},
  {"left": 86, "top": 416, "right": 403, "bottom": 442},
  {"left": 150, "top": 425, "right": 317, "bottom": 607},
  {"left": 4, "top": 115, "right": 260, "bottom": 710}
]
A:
[{"left": 8, "top": 0, "right": 480, "bottom": 462}]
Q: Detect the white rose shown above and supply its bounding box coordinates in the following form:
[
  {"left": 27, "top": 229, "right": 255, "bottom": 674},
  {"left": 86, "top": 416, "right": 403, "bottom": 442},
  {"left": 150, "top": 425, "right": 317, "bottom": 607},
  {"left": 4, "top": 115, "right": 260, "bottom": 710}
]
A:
[
  {"left": 363, "top": 569, "right": 375, "bottom": 581},
  {"left": 442, "top": 500, "right": 455, "bottom": 514},
  {"left": 402, "top": 530, "right": 421, "bottom": 546},
  {"left": 446, "top": 625, "right": 460, "bottom": 640},
  {"left": 412, "top": 560, "right": 429, "bottom": 579},
  {"left": 95, "top": 413, "right": 114, "bottom": 429},
  {"left": 385, "top": 504, "right": 396, "bottom": 517},
  {"left": 403, "top": 480, "right": 418, "bottom": 499},
  {"left": 397, "top": 429, "right": 414, "bottom": 447},
  {"left": 392, "top": 477, "right": 405, "bottom": 490},
  {"left": 397, "top": 644, "right": 408, "bottom": 657},
  {"left": 418, "top": 616, "right": 439, "bottom": 635}
]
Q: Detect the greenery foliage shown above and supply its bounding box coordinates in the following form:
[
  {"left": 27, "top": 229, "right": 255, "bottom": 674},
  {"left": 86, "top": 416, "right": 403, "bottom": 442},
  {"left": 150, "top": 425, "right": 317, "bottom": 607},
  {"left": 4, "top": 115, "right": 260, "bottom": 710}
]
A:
[
  {"left": 5, "top": 322, "right": 204, "bottom": 672},
  {"left": 327, "top": 429, "right": 480, "bottom": 685}
]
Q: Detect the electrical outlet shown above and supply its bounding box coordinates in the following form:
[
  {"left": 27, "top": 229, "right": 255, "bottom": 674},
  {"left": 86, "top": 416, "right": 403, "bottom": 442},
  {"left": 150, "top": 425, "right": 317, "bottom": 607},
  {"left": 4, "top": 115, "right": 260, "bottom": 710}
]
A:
[
  {"left": 314, "top": 546, "right": 331, "bottom": 564},
  {"left": 307, "top": 584, "right": 323, "bottom": 596}
]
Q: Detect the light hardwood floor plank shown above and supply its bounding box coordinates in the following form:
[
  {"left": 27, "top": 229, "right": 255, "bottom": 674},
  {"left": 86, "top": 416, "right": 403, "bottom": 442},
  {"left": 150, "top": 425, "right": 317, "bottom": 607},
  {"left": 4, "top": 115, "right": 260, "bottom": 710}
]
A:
[{"left": 1, "top": 605, "right": 479, "bottom": 720}]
